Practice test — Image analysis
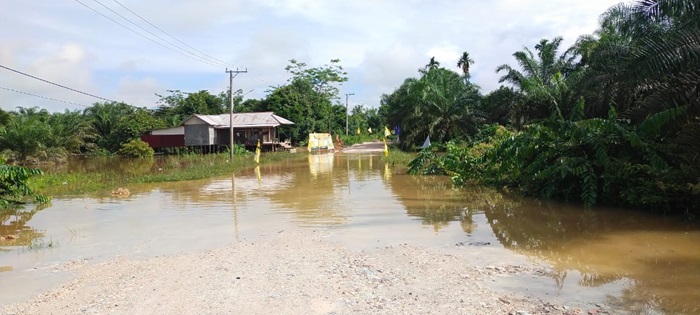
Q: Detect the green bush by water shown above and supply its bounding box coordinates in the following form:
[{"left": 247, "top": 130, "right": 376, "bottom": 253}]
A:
[{"left": 408, "top": 118, "right": 700, "bottom": 217}]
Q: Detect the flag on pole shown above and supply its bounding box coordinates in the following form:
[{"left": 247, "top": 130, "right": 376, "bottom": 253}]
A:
[
  {"left": 384, "top": 126, "right": 391, "bottom": 137},
  {"left": 368, "top": 127, "right": 372, "bottom": 134},
  {"left": 356, "top": 127, "right": 360, "bottom": 135},
  {"left": 254, "top": 139, "right": 261, "bottom": 163},
  {"left": 383, "top": 138, "right": 389, "bottom": 157}
]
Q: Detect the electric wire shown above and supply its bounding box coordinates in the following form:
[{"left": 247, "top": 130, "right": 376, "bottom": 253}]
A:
[
  {"left": 0, "top": 64, "right": 115, "bottom": 102},
  {"left": 0, "top": 85, "right": 88, "bottom": 107},
  {"left": 74, "top": 0, "right": 226, "bottom": 69},
  {"left": 110, "top": 0, "right": 236, "bottom": 68},
  {"left": 91, "top": 0, "right": 233, "bottom": 68}
]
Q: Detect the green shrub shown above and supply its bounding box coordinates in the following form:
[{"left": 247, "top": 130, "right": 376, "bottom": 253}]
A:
[
  {"left": 117, "top": 139, "right": 154, "bottom": 158},
  {"left": 0, "top": 159, "right": 49, "bottom": 208}
]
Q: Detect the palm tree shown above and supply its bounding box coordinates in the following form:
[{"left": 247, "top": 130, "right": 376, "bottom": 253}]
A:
[
  {"left": 573, "top": 0, "right": 700, "bottom": 152},
  {"left": 423, "top": 57, "right": 441, "bottom": 72},
  {"left": 457, "top": 51, "right": 475, "bottom": 77},
  {"left": 381, "top": 68, "right": 483, "bottom": 147},
  {"left": 496, "top": 37, "right": 567, "bottom": 91},
  {"left": 495, "top": 37, "right": 575, "bottom": 122}
]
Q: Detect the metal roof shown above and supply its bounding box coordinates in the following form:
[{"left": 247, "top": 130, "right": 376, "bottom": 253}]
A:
[{"left": 184, "top": 112, "right": 294, "bottom": 128}]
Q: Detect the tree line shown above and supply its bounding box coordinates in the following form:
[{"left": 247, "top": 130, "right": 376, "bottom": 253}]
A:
[
  {"left": 0, "top": 59, "right": 385, "bottom": 163},
  {"left": 385, "top": 0, "right": 699, "bottom": 217}
]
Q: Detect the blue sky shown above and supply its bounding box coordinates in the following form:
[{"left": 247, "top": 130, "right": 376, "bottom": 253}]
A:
[{"left": 0, "top": 0, "right": 622, "bottom": 112}]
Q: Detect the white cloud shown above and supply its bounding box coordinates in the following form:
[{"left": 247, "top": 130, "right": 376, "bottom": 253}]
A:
[
  {"left": 114, "top": 77, "right": 165, "bottom": 108},
  {"left": 0, "top": 0, "right": 622, "bottom": 112}
]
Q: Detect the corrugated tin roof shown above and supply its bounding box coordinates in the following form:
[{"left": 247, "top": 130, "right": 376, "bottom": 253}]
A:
[{"left": 185, "top": 112, "right": 295, "bottom": 128}]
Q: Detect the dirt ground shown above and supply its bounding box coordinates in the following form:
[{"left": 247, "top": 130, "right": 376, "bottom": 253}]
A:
[{"left": 1, "top": 229, "right": 583, "bottom": 315}]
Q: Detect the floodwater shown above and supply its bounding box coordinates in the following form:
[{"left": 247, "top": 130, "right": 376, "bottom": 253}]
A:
[{"left": 1, "top": 154, "right": 699, "bottom": 314}]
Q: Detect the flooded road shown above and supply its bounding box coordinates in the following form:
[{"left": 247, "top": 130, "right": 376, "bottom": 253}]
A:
[{"left": 1, "top": 154, "right": 699, "bottom": 314}]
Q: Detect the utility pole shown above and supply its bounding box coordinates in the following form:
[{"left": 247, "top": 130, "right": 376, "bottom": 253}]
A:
[
  {"left": 226, "top": 68, "right": 248, "bottom": 162},
  {"left": 345, "top": 93, "right": 354, "bottom": 135}
]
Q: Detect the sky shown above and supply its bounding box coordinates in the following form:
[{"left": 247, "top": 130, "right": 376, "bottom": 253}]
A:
[{"left": 0, "top": 0, "right": 623, "bottom": 113}]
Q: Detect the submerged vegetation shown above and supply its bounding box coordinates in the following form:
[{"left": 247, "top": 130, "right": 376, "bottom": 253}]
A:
[
  {"left": 388, "top": 0, "right": 700, "bottom": 217},
  {"left": 29, "top": 151, "right": 303, "bottom": 197}
]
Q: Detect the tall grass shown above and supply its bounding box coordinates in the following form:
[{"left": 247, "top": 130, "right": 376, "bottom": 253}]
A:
[{"left": 381, "top": 148, "right": 416, "bottom": 169}]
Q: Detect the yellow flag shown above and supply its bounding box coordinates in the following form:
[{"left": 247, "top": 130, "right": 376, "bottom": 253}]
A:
[
  {"left": 254, "top": 139, "right": 261, "bottom": 163},
  {"left": 384, "top": 126, "right": 391, "bottom": 137},
  {"left": 383, "top": 138, "right": 388, "bottom": 157},
  {"left": 356, "top": 127, "right": 360, "bottom": 135},
  {"left": 368, "top": 127, "right": 372, "bottom": 134}
]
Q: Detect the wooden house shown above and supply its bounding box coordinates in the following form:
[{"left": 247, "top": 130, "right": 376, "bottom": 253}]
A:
[{"left": 142, "top": 112, "right": 294, "bottom": 152}]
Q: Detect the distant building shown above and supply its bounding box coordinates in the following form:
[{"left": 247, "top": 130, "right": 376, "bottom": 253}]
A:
[
  {"left": 140, "top": 126, "right": 185, "bottom": 149},
  {"left": 141, "top": 112, "right": 294, "bottom": 153}
]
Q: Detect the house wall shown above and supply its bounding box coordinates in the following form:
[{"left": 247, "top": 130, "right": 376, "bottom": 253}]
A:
[
  {"left": 185, "top": 124, "right": 214, "bottom": 146},
  {"left": 141, "top": 134, "right": 185, "bottom": 148},
  {"left": 151, "top": 126, "right": 184, "bottom": 136},
  {"left": 216, "top": 129, "right": 230, "bottom": 146}
]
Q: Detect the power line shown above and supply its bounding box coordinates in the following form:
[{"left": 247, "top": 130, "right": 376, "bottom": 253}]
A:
[
  {"left": 110, "top": 0, "right": 236, "bottom": 68},
  {"left": 0, "top": 64, "right": 115, "bottom": 102},
  {"left": 74, "top": 0, "right": 226, "bottom": 69},
  {"left": 0, "top": 85, "right": 88, "bottom": 107},
  {"left": 91, "top": 0, "right": 233, "bottom": 68}
]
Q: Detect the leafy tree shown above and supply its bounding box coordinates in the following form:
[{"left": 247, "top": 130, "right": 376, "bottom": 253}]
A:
[
  {"left": 283, "top": 59, "right": 349, "bottom": 136},
  {"left": 265, "top": 79, "right": 328, "bottom": 143},
  {"left": 481, "top": 86, "right": 522, "bottom": 125},
  {"left": 381, "top": 61, "right": 483, "bottom": 149},
  {"left": 112, "top": 108, "right": 165, "bottom": 150},
  {"left": 0, "top": 159, "right": 48, "bottom": 208},
  {"left": 284, "top": 59, "right": 348, "bottom": 100},
  {"left": 349, "top": 105, "right": 383, "bottom": 136},
  {"left": 155, "top": 90, "right": 226, "bottom": 126},
  {"left": 236, "top": 98, "right": 266, "bottom": 113}
]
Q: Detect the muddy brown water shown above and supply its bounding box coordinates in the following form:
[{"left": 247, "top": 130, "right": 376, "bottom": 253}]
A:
[{"left": 1, "top": 154, "right": 699, "bottom": 313}]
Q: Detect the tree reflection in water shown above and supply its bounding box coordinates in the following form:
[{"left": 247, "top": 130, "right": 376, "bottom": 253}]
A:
[
  {"left": 0, "top": 204, "right": 49, "bottom": 253},
  {"left": 386, "top": 173, "right": 700, "bottom": 314},
  {"left": 483, "top": 197, "right": 700, "bottom": 314}
]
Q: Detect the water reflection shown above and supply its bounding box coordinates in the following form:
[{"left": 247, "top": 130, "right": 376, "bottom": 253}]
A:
[
  {"left": 387, "top": 176, "right": 507, "bottom": 234},
  {"left": 0, "top": 205, "right": 48, "bottom": 274},
  {"left": 482, "top": 198, "right": 700, "bottom": 314},
  {"left": 0, "top": 206, "right": 46, "bottom": 248},
  {"left": 2, "top": 155, "right": 700, "bottom": 314},
  {"left": 385, "top": 173, "right": 700, "bottom": 314}
]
